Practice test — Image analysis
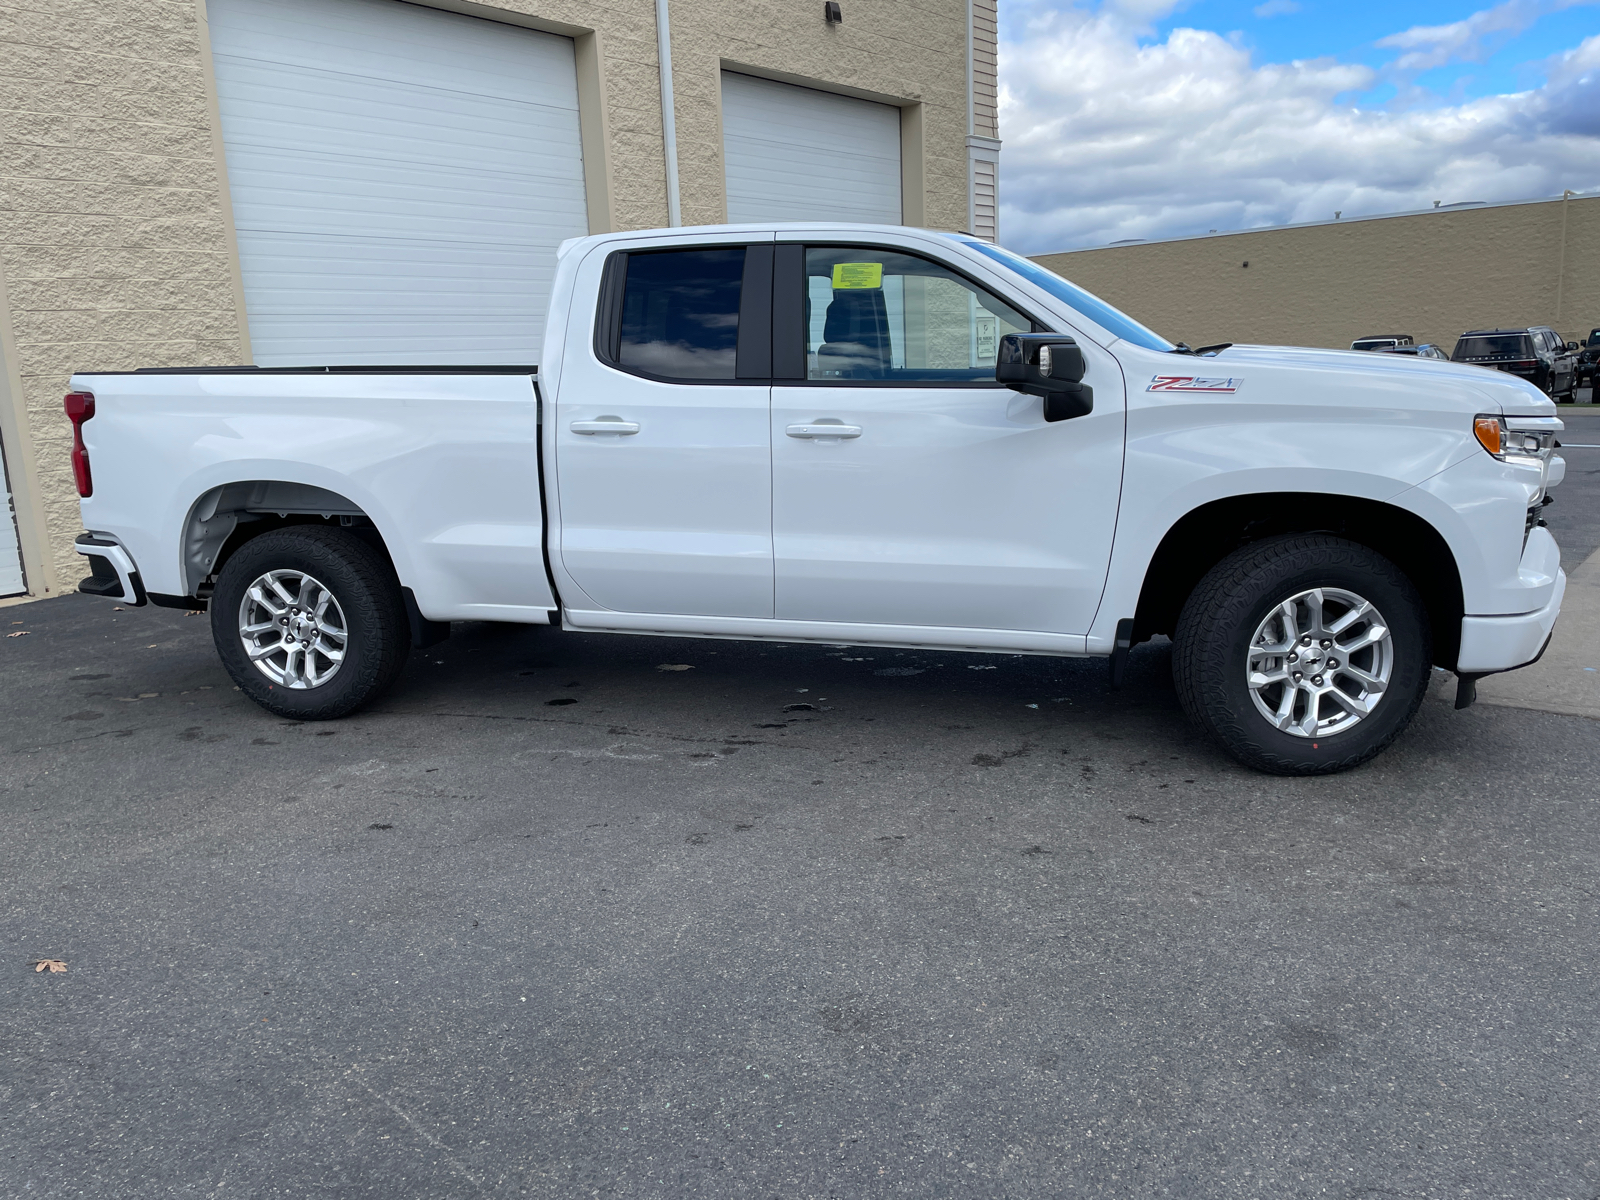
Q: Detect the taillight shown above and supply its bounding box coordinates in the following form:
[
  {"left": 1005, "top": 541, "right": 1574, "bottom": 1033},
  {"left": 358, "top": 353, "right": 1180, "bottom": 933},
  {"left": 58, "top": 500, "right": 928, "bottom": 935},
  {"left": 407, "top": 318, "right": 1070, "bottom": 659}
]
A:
[{"left": 64, "top": 391, "right": 95, "bottom": 497}]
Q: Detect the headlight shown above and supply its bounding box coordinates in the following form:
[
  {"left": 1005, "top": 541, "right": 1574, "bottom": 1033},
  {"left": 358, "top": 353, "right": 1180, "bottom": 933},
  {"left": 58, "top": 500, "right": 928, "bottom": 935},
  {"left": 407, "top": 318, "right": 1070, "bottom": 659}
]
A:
[{"left": 1474, "top": 415, "right": 1550, "bottom": 462}]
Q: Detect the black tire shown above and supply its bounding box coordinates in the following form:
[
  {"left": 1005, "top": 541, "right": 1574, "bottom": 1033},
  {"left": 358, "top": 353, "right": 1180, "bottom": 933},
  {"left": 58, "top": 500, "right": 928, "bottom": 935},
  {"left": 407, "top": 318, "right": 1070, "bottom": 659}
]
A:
[
  {"left": 211, "top": 526, "right": 409, "bottom": 720},
  {"left": 1172, "top": 535, "right": 1432, "bottom": 776}
]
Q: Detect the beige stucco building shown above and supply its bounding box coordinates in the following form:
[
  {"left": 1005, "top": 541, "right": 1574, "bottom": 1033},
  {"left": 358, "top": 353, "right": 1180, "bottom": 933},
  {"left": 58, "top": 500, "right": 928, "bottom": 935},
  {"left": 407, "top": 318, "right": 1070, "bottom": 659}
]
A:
[
  {"left": 0, "top": 0, "right": 1001, "bottom": 604},
  {"left": 1032, "top": 192, "right": 1600, "bottom": 357}
]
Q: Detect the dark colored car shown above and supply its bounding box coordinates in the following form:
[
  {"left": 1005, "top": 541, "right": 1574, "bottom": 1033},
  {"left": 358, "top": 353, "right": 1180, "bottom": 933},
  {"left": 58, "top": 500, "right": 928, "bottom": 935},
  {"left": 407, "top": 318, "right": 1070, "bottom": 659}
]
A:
[
  {"left": 1351, "top": 334, "right": 1413, "bottom": 351},
  {"left": 1450, "top": 326, "right": 1577, "bottom": 400},
  {"left": 1376, "top": 343, "right": 1449, "bottom": 360},
  {"left": 1577, "top": 327, "right": 1600, "bottom": 387}
]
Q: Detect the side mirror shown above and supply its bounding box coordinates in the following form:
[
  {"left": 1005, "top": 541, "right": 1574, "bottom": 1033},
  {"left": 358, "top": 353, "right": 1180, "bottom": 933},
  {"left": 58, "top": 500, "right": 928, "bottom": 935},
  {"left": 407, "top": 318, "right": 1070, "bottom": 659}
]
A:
[
  {"left": 996, "top": 333, "right": 1094, "bottom": 421},
  {"left": 1568, "top": 342, "right": 1580, "bottom": 353}
]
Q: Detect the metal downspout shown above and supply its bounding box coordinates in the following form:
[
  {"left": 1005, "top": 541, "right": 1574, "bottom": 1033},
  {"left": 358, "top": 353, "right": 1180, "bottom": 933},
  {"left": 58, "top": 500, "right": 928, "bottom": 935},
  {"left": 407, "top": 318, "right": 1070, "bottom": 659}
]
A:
[
  {"left": 655, "top": 0, "right": 682, "bottom": 227},
  {"left": 966, "top": 0, "right": 975, "bottom": 234}
]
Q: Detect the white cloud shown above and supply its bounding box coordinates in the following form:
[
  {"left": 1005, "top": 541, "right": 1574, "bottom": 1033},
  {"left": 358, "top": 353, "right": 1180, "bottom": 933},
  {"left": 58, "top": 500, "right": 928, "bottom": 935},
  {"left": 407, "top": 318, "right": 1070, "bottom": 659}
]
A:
[
  {"left": 998, "top": 5, "right": 1600, "bottom": 253},
  {"left": 1377, "top": 0, "right": 1597, "bottom": 71},
  {"left": 1252, "top": 0, "right": 1302, "bottom": 17}
]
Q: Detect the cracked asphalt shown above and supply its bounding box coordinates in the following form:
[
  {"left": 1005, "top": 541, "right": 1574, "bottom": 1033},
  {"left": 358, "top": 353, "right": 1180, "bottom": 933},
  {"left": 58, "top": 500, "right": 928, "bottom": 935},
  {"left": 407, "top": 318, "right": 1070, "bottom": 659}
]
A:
[{"left": 2, "top": 456, "right": 1597, "bottom": 1198}]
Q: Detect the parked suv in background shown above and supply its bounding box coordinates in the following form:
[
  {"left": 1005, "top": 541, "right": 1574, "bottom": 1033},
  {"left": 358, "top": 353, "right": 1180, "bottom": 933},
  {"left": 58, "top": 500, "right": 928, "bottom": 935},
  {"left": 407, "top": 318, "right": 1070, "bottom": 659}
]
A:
[
  {"left": 1451, "top": 327, "right": 1577, "bottom": 400},
  {"left": 1351, "top": 334, "right": 1413, "bottom": 351},
  {"left": 1577, "top": 328, "right": 1600, "bottom": 387}
]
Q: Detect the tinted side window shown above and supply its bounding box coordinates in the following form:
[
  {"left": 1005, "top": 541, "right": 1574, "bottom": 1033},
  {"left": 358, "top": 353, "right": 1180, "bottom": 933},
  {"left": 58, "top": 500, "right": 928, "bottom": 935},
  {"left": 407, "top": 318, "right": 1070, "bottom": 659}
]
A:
[
  {"left": 802, "top": 247, "right": 1032, "bottom": 382},
  {"left": 617, "top": 248, "right": 745, "bottom": 379}
]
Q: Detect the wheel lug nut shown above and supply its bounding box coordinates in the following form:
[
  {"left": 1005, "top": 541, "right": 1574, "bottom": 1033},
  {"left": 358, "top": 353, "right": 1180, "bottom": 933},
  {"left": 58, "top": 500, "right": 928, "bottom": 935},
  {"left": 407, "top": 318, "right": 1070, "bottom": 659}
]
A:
[
  {"left": 1327, "top": 659, "right": 1339, "bottom": 669},
  {"left": 1312, "top": 675, "right": 1324, "bottom": 686},
  {"left": 1301, "top": 636, "right": 1312, "bottom": 646},
  {"left": 1287, "top": 652, "right": 1298, "bottom": 663},
  {"left": 1320, "top": 639, "right": 1332, "bottom": 650},
  {"left": 1293, "top": 671, "right": 1303, "bottom": 682}
]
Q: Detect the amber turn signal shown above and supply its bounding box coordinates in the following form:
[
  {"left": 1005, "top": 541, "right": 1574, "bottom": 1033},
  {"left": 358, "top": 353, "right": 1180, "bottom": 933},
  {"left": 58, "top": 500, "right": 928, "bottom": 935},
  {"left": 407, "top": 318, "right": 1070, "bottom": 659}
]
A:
[{"left": 1473, "top": 415, "right": 1503, "bottom": 456}]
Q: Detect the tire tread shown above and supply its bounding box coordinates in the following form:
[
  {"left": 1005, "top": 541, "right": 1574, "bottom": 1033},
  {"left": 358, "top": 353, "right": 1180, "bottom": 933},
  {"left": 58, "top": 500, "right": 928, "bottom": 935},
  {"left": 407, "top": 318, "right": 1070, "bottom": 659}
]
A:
[
  {"left": 1173, "top": 535, "right": 1431, "bottom": 775},
  {"left": 211, "top": 525, "right": 408, "bottom": 720}
]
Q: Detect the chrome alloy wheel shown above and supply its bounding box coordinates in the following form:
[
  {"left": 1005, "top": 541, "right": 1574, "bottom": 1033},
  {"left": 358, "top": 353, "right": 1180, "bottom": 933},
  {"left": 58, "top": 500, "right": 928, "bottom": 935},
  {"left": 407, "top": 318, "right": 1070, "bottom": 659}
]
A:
[
  {"left": 237, "top": 569, "right": 348, "bottom": 689},
  {"left": 1246, "top": 587, "right": 1394, "bottom": 738}
]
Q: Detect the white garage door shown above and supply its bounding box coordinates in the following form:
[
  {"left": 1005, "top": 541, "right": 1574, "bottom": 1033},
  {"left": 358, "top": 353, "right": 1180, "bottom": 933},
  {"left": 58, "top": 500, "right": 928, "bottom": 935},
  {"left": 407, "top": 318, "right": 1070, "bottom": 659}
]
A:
[
  {"left": 721, "top": 73, "right": 902, "bottom": 226},
  {"left": 0, "top": 441, "right": 23, "bottom": 596},
  {"left": 208, "top": 0, "right": 589, "bottom": 365}
]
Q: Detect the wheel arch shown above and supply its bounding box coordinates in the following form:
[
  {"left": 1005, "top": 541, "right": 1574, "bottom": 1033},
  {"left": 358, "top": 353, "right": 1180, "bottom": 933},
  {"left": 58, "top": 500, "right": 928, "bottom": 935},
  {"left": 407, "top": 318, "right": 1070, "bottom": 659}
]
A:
[
  {"left": 1132, "top": 492, "right": 1465, "bottom": 669},
  {"left": 179, "top": 481, "right": 395, "bottom": 600}
]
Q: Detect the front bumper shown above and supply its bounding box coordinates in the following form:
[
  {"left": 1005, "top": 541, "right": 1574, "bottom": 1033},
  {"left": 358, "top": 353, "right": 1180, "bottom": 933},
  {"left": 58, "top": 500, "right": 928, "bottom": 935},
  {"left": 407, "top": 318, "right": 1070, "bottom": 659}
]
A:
[{"left": 1457, "top": 567, "right": 1566, "bottom": 673}]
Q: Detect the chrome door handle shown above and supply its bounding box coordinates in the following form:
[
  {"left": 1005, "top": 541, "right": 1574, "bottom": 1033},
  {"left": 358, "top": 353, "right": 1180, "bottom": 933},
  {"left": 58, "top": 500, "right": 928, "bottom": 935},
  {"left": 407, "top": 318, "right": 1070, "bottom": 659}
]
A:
[
  {"left": 571, "top": 417, "right": 640, "bottom": 435},
  {"left": 786, "top": 423, "right": 862, "bottom": 439}
]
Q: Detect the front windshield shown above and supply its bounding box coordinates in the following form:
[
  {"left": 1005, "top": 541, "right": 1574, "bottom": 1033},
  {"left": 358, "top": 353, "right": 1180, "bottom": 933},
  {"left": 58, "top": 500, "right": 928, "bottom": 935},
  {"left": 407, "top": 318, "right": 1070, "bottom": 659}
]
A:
[{"left": 956, "top": 238, "right": 1175, "bottom": 352}]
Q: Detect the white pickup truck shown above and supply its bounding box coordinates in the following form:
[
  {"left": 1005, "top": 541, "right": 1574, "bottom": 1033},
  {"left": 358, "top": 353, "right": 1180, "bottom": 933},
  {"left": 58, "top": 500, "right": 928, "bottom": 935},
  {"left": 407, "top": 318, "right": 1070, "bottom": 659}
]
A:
[{"left": 65, "top": 222, "right": 1566, "bottom": 775}]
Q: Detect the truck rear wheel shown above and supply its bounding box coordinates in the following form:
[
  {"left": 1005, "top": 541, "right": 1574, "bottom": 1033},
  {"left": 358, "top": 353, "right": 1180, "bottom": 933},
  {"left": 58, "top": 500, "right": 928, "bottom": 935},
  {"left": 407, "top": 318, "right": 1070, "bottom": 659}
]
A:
[
  {"left": 1172, "top": 535, "right": 1431, "bottom": 775},
  {"left": 211, "top": 526, "right": 409, "bottom": 720}
]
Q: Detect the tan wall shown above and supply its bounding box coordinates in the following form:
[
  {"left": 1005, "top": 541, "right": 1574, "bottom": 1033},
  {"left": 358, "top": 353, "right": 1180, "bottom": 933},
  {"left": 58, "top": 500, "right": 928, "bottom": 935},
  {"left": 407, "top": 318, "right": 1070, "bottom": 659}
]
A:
[
  {"left": 0, "top": 0, "right": 979, "bottom": 596},
  {"left": 1031, "top": 195, "right": 1600, "bottom": 353}
]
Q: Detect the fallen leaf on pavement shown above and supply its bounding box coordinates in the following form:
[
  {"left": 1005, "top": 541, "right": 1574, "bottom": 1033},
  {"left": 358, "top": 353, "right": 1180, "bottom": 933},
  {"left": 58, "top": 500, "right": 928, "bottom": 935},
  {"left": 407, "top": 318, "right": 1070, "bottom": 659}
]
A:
[
  {"left": 31, "top": 959, "right": 67, "bottom": 974},
  {"left": 5, "top": 631, "right": 28, "bottom": 638}
]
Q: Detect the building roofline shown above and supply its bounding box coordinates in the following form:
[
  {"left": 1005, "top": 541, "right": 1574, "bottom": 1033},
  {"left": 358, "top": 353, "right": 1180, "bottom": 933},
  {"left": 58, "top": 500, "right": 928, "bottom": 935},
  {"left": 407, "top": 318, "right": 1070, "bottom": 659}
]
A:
[{"left": 1034, "top": 189, "right": 1599, "bottom": 257}]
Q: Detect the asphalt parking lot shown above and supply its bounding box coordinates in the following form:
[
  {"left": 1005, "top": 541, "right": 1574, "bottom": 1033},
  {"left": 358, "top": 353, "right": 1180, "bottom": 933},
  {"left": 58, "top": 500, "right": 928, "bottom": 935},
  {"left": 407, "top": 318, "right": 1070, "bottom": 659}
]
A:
[{"left": 3, "top": 436, "right": 1598, "bottom": 1198}]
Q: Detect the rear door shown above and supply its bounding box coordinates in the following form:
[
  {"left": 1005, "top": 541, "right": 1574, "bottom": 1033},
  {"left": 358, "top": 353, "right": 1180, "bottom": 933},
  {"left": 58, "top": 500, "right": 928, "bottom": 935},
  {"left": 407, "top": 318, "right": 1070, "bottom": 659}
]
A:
[
  {"left": 768, "top": 243, "right": 1125, "bottom": 635},
  {"left": 551, "top": 239, "right": 776, "bottom": 618}
]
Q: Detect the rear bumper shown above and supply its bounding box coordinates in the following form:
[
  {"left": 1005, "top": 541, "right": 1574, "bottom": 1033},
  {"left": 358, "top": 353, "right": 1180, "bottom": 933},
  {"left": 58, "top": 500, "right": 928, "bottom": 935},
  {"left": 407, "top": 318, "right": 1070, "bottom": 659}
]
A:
[
  {"left": 75, "top": 533, "right": 146, "bottom": 606},
  {"left": 1457, "top": 568, "right": 1566, "bottom": 673}
]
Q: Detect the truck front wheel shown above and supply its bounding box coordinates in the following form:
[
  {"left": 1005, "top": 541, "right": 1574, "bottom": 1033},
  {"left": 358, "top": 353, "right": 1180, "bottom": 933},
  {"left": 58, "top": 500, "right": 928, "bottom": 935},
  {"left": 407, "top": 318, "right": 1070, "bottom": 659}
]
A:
[
  {"left": 211, "top": 526, "right": 410, "bottom": 720},
  {"left": 1173, "top": 535, "right": 1432, "bottom": 775}
]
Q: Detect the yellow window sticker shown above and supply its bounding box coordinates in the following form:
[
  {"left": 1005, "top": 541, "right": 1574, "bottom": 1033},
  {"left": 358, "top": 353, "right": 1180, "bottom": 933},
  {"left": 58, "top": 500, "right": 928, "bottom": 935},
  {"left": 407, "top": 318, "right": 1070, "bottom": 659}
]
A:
[{"left": 831, "top": 263, "right": 883, "bottom": 289}]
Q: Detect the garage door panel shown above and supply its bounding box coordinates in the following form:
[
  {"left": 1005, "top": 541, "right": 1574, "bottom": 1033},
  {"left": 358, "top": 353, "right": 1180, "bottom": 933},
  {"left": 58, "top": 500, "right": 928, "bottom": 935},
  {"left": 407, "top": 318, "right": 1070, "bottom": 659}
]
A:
[
  {"left": 210, "top": 0, "right": 577, "bottom": 103},
  {"left": 722, "top": 72, "right": 901, "bottom": 226},
  {"left": 210, "top": 0, "right": 588, "bottom": 365},
  {"left": 214, "top": 62, "right": 586, "bottom": 171},
  {"left": 224, "top": 149, "right": 588, "bottom": 242},
  {"left": 244, "top": 317, "right": 543, "bottom": 365},
  {"left": 238, "top": 234, "right": 558, "bottom": 309}
]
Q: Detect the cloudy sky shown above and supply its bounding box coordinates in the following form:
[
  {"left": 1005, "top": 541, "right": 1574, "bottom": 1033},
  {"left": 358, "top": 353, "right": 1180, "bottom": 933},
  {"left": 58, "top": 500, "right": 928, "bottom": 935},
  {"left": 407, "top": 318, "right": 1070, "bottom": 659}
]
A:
[{"left": 997, "top": 0, "right": 1600, "bottom": 253}]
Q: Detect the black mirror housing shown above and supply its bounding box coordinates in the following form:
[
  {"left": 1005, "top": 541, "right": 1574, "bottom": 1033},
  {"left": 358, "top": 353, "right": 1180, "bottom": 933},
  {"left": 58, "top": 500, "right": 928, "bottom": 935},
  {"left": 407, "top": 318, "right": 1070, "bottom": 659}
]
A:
[{"left": 996, "top": 333, "right": 1093, "bottom": 421}]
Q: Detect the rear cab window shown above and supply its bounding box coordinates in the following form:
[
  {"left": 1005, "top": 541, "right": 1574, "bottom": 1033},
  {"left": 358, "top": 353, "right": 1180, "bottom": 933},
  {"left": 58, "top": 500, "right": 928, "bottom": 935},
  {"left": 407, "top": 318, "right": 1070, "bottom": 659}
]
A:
[{"left": 612, "top": 248, "right": 745, "bottom": 379}]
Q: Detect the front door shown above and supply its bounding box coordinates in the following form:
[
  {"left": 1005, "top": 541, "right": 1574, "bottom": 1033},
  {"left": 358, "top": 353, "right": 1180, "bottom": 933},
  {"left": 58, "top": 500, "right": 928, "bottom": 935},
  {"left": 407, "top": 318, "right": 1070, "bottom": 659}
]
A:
[
  {"left": 554, "top": 243, "right": 774, "bottom": 617},
  {"left": 770, "top": 245, "right": 1125, "bottom": 634}
]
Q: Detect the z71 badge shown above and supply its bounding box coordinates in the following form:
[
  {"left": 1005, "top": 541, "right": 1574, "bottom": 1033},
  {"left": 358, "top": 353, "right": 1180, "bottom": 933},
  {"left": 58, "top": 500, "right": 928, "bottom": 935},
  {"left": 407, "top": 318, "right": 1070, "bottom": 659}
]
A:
[{"left": 1147, "top": 375, "right": 1242, "bottom": 393}]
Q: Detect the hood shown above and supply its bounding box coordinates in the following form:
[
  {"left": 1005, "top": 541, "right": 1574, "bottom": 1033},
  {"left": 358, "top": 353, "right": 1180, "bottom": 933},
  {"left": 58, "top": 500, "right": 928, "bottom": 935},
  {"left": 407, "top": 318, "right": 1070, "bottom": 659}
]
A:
[{"left": 1202, "top": 344, "right": 1557, "bottom": 418}]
